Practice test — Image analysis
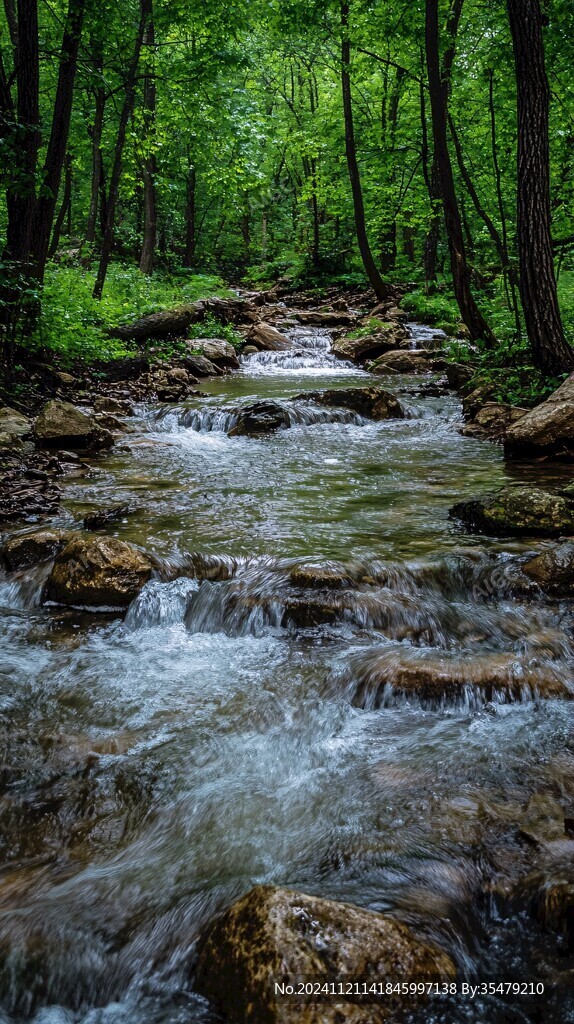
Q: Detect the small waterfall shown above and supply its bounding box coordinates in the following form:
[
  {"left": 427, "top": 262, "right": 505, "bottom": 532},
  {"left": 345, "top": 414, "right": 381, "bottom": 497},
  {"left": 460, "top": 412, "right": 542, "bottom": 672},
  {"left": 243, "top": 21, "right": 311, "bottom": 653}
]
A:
[
  {"left": 125, "top": 578, "right": 199, "bottom": 629},
  {"left": 153, "top": 400, "right": 367, "bottom": 435},
  {"left": 406, "top": 322, "right": 446, "bottom": 351},
  {"left": 242, "top": 325, "right": 359, "bottom": 375}
]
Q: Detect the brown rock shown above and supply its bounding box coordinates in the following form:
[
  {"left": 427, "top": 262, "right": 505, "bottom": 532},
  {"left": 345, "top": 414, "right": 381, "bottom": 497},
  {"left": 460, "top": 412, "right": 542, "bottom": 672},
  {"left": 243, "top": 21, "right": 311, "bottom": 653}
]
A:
[
  {"left": 461, "top": 403, "right": 528, "bottom": 441},
  {"left": 195, "top": 885, "right": 455, "bottom": 1024},
  {"left": 192, "top": 338, "right": 240, "bottom": 369},
  {"left": 182, "top": 352, "right": 223, "bottom": 377},
  {"left": 294, "top": 310, "right": 356, "bottom": 327},
  {"left": 332, "top": 325, "right": 407, "bottom": 364},
  {"left": 0, "top": 407, "right": 31, "bottom": 437},
  {"left": 2, "top": 529, "right": 71, "bottom": 571},
  {"left": 369, "top": 350, "right": 432, "bottom": 374},
  {"left": 450, "top": 486, "right": 574, "bottom": 537},
  {"left": 294, "top": 386, "right": 404, "bottom": 421},
  {"left": 505, "top": 373, "right": 574, "bottom": 458},
  {"left": 522, "top": 542, "right": 574, "bottom": 594},
  {"left": 44, "top": 536, "right": 154, "bottom": 609},
  {"left": 249, "top": 323, "right": 294, "bottom": 351},
  {"left": 34, "top": 400, "right": 114, "bottom": 451}
]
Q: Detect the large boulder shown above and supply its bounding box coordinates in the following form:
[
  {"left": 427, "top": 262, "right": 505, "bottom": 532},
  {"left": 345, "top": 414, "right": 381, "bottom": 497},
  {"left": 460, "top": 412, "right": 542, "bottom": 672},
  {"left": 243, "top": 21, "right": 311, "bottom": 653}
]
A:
[
  {"left": 505, "top": 373, "right": 574, "bottom": 458},
  {"left": 295, "top": 387, "right": 404, "bottom": 421},
  {"left": 249, "top": 323, "right": 294, "bottom": 351},
  {"left": 349, "top": 650, "right": 570, "bottom": 709},
  {"left": 450, "top": 486, "right": 574, "bottom": 537},
  {"left": 2, "top": 529, "right": 71, "bottom": 571},
  {"left": 522, "top": 542, "right": 574, "bottom": 594},
  {"left": 445, "top": 363, "right": 475, "bottom": 391},
  {"left": 44, "top": 536, "right": 155, "bottom": 609},
  {"left": 228, "top": 401, "right": 291, "bottom": 437},
  {"left": 181, "top": 352, "right": 223, "bottom": 377},
  {"left": 0, "top": 407, "right": 31, "bottom": 438},
  {"left": 461, "top": 403, "right": 528, "bottom": 441},
  {"left": 34, "top": 400, "right": 114, "bottom": 451},
  {"left": 332, "top": 325, "right": 407, "bottom": 364},
  {"left": 195, "top": 885, "right": 455, "bottom": 1024},
  {"left": 369, "top": 350, "right": 432, "bottom": 374},
  {"left": 191, "top": 338, "right": 240, "bottom": 369}
]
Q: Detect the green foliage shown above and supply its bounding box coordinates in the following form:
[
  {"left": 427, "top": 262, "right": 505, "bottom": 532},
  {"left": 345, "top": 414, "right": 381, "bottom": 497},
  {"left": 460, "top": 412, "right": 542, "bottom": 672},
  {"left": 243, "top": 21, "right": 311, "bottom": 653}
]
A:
[
  {"left": 347, "top": 318, "right": 390, "bottom": 340},
  {"left": 401, "top": 288, "right": 462, "bottom": 333},
  {"left": 188, "top": 314, "right": 243, "bottom": 351},
  {"left": 34, "top": 263, "right": 231, "bottom": 364}
]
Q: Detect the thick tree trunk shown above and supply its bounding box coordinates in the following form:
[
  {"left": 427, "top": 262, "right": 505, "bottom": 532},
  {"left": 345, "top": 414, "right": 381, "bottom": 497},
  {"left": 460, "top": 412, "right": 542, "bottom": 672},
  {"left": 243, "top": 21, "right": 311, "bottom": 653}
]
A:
[
  {"left": 506, "top": 0, "right": 574, "bottom": 374},
  {"left": 425, "top": 0, "right": 494, "bottom": 343},
  {"left": 139, "top": 5, "right": 157, "bottom": 275},
  {"left": 183, "top": 164, "right": 196, "bottom": 267},
  {"left": 340, "top": 1, "right": 388, "bottom": 302},
  {"left": 93, "top": 0, "right": 150, "bottom": 299},
  {"left": 31, "top": 0, "right": 85, "bottom": 282}
]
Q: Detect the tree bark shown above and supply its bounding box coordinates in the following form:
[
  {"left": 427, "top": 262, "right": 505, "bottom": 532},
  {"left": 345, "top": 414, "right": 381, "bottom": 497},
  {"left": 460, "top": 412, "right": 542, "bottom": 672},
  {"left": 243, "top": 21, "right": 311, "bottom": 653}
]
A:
[
  {"left": 49, "top": 152, "right": 73, "bottom": 257},
  {"left": 85, "top": 43, "right": 105, "bottom": 246},
  {"left": 506, "top": 0, "right": 574, "bottom": 374},
  {"left": 425, "top": 0, "right": 494, "bottom": 343},
  {"left": 340, "top": 0, "right": 388, "bottom": 301},
  {"left": 183, "top": 164, "right": 196, "bottom": 267},
  {"left": 93, "top": 0, "right": 150, "bottom": 299},
  {"left": 139, "top": 3, "right": 157, "bottom": 275},
  {"left": 31, "top": 0, "right": 86, "bottom": 282}
]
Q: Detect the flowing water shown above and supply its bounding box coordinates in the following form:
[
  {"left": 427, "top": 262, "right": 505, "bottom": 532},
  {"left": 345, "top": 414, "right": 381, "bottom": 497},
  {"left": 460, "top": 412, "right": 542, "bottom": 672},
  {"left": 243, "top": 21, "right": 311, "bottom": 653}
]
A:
[{"left": 1, "top": 321, "right": 573, "bottom": 1023}]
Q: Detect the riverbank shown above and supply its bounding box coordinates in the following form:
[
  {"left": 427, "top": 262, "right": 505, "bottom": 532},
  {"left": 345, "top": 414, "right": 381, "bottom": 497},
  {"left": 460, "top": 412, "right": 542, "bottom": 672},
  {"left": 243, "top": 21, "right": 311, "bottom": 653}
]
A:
[{"left": 0, "top": 297, "right": 573, "bottom": 1024}]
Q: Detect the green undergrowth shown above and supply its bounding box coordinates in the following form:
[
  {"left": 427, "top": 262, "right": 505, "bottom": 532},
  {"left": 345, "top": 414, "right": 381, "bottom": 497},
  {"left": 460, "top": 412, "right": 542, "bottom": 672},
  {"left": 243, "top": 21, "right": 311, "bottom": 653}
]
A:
[
  {"left": 31, "top": 262, "right": 232, "bottom": 365},
  {"left": 347, "top": 317, "right": 391, "bottom": 340},
  {"left": 401, "top": 287, "right": 461, "bottom": 333}
]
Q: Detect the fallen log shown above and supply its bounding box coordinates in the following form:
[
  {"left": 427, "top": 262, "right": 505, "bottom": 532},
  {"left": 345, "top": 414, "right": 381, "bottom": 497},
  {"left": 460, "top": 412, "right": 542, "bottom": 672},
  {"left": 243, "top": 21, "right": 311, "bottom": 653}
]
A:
[{"left": 108, "top": 297, "right": 259, "bottom": 341}]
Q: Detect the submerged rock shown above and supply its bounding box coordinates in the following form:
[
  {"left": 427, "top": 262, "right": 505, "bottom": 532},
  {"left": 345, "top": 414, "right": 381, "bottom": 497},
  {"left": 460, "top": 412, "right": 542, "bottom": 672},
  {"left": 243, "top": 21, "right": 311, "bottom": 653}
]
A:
[
  {"left": 289, "top": 562, "right": 353, "bottom": 589},
  {"left": 2, "top": 529, "right": 71, "bottom": 571},
  {"left": 294, "top": 386, "right": 404, "bottom": 421},
  {"left": 34, "top": 400, "right": 114, "bottom": 451},
  {"left": 450, "top": 486, "right": 574, "bottom": 537},
  {"left": 195, "top": 885, "right": 455, "bottom": 1024},
  {"left": 522, "top": 542, "right": 574, "bottom": 594},
  {"left": 44, "top": 536, "right": 154, "bottom": 609},
  {"left": 83, "top": 505, "right": 138, "bottom": 531},
  {"left": 228, "top": 401, "right": 291, "bottom": 437},
  {"left": 350, "top": 650, "right": 571, "bottom": 708},
  {"left": 505, "top": 373, "right": 574, "bottom": 458}
]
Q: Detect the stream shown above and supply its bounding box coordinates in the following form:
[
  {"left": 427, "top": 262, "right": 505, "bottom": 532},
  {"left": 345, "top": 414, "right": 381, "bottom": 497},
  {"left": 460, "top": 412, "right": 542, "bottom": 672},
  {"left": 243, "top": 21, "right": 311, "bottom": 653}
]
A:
[{"left": 1, "top": 319, "right": 573, "bottom": 1023}]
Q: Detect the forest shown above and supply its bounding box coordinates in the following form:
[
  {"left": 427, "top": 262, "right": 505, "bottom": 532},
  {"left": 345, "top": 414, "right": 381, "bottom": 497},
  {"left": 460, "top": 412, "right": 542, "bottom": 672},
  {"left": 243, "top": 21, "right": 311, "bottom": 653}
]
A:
[{"left": 1, "top": 2, "right": 574, "bottom": 1024}]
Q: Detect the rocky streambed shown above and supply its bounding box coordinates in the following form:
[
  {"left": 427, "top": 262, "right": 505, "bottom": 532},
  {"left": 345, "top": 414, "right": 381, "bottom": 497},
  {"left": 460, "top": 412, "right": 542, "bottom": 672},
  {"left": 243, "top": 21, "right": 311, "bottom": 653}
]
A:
[{"left": 0, "top": 306, "right": 573, "bottom": 1024}]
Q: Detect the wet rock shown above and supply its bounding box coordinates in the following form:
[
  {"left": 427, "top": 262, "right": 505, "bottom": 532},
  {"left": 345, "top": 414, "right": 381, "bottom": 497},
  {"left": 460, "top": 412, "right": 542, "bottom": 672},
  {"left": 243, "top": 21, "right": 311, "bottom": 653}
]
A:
[
  {"left": 0, "top": 430, "right": 24, "bottom": 451},
  {"left": 282, "top": 594, "right": 341, "bottom": 627},
  {"left": 83, "top": 505, "right": 138, "bottom": 531},
  {"left": 2, "top": 529, "right": 71, "bottom": 571},
  {"left": 332, "top": 325, "right": 407, "bottom": 364},
  {"left": 94, "top": 413, "right": 131, "bottom": 433},
  {"left": 228, "top": 401, "right": 291, "bottom": 437},
  {"left": 248, "top": 322, "right": 293, "bottom": 351},
  {"left": 141, "top": 366, "right": 200, "bottom": 402},
  {"left": 505, "top": 373, "right": 574, "bottom": 458},
  {"left": 195, "top": 885, "right": 455, "bottom": 1024},
  {"left": 450, "top": 486, "right": 574, "bottom": 537},
  {"left": 520, "top": 865, "right": 574, "bottom": 949},
  {"left": 522, "top": 542, "right": 574, "bottom": 594},
  {"left": 0, "top": 407, "right": 31, "bottom": 438},
  {"left": 461, "top": 403, "right": 528, "bottom": 441},
  {"left": 92, "top": 396, "right": 134, "bottom": 416},
  {"left": 0, "top": 453, "right": 62, "bottom": 522},
  {"left": 445, "top": 363, "right": 474, "bottom": 391},
  {"left": 369, "top": 350, "right": 432, "bottom": 374},
  {"left": 462, "top": 384, "right": 497, "bottom": 420},
  {"left": 289, "top": 562, "right": 353, "bottom": 589},
  {"left": 242, "top": 345, "right": 259, "bottom": 356},
  {"left": 182, "top": 352, "right": 224, "bottom": 377},
  {"left": 192, "top": 338, "right": 240, "bottom": 369},
  {"left": 44, "top": 536, "right": 155, "bottom": 609},
  {"left": 294, "top": 310, "right": 356, "bottom": 328},
  {"left": 295, "top": 387, "right": 404, "bottom": 421},
  {"left": 350, "top": 650, "right": 571, "bottom": 708},
  {"left": 34, "top": 400, "right": 114, "bottom": 451}
]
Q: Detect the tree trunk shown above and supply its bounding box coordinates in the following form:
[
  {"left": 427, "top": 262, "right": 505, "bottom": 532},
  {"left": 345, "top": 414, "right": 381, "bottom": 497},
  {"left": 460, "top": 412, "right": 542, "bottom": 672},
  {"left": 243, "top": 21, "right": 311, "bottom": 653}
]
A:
[
  {"left": 425, "top": 0, "right": 494, "bottom": 343},
  {"left": 49, "top": 152, "right": 73, "bottom": 257},
  {"left": 340, "top": 0, "right": 388, "bottom": 302},
  {"left": 183, "top": 164, "right": 196, "bottom": 267},
  {"left": 506, "top": 0, "right": 574, "bottom": 374},
  {"left": 139, "top": 3, "right": 157, "bottom": 275},
  {"left": 93, "top": 0, "right": 150, "bottom": 299},
  {"left": 85, "top": 44, "right": 105, "bottom": 246},
  {"left": 31, "top": 0, "right": 86, "bottom": 282},
  {"left": 419, "top": 52, "right": 440, "bottom": 290}
]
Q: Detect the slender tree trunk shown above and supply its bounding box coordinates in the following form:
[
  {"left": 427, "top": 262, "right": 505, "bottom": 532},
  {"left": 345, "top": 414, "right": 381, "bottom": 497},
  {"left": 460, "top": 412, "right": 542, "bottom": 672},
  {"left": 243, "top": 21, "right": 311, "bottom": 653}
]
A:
[
  {"left": 506, "top": 0, "right": 573, "bottom": 374},
  {"left": 183, "top": 164, "right": 196, "bottom": 267},
  {"left": 425, "top": 0, "right": 494, "bottom": 343},
  {"left": 340, "top": 0, "right": 388, "bottom": 301},
  {"left": 48, "top": 153, "right": 73, "bottom": 257},
  {"left": 419, "top": 52, "right": 440, "bottom": 290},
  {"left": 85, "top": 44, "right": 105, "bottom": 245},
  {"left": 31, "top": 0, "right": 86, "bottom": 282},
  {"left": 139, "top": 3, "right": 157, "bottom": 275},
  {"left": 93, "top": 0, "right": 150, "bottom": 299}
]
